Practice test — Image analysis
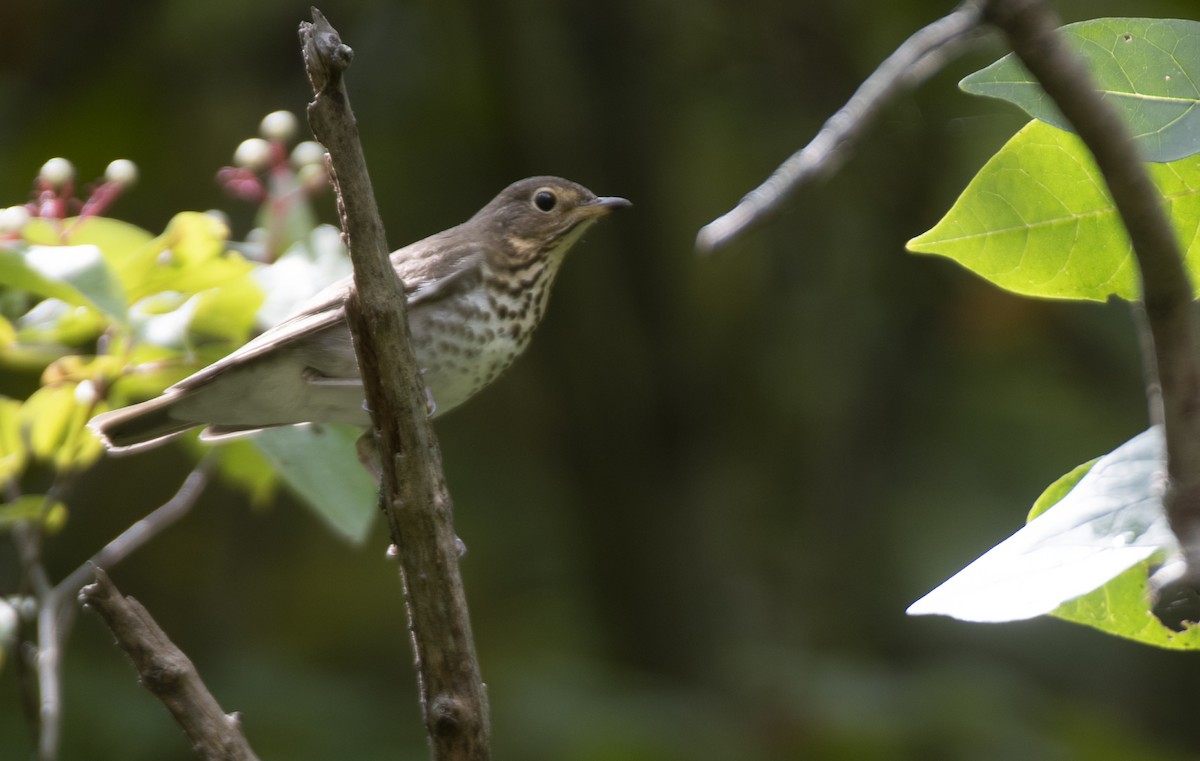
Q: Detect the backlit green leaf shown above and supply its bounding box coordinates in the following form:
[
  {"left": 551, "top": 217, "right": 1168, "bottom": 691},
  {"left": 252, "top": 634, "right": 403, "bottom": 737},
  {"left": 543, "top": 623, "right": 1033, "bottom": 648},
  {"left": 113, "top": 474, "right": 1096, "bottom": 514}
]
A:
[
  {"left": 907, "top": 120, "right": 1200, "bottom": 301},
  {"left": 21, "top": 385, "right": 77, "bottom": 460},
  {"left": 118, "top": 212, "right": 254, "bottom": 304},
  {"left": 0, "top": 397, "right": 26, "bottom": 484},
  {"left": 19, "top": 383, "right": 102, "bottom": 471},
  {"left": 1050, "top": 562, "right": 1200, "bottom": 649}
]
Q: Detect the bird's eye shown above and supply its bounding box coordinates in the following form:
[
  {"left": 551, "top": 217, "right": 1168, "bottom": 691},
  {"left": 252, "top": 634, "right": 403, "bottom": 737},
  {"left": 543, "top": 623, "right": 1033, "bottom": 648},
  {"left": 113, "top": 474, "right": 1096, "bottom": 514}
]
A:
[{"left": 533, "top": 189, "right": 557, "bottom": 212}]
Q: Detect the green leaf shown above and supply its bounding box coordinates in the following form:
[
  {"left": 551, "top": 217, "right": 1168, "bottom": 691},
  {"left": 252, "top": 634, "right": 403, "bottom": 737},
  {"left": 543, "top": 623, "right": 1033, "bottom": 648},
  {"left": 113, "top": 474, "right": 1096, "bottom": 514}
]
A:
[
  {"left": 118, "top": 212, "right": 254, "bottom": 304},
  {"left": 190, "top": 272, "right": 264, "bottom": 345},
  {"left": 0, "top": 494, "right": 67, "bottom": 532},
  {"left": 252, "top": 424, "right": 377, "bottom": 544},
  {"left": 15, "top": 297, "right": 108, "bottom": 349},
  {"left": 21, "top": 385, "right": 78, "bottom": 460},
  {"left": 962, "top": 18, "right": 1200, "bottom": 162},
  {"left": 212, "top": 438, "right": 278, "bottom": 507},
  {"left": 1027, "top": 457, "right": 1098, "bottom": 521},
  {"left": 20, "top": 215, "right": 160, "bottom": 319},
  {"left": 907, "top": 428, "right": 1176, "bottom": 624},
  {"left": 19, "top": 383, "right": 102, "bottom": 471},
  {"left": 907, "top": 120, "right": 1200, "bottom": 301},
  {"left": 0, "top": 397, "right": 26, "bottom": 484},
  {"left": 24, "top": 216, "right": 156, "bottom": 269},
  {"left": 0, "top": 243, "right": 125, "bottom": 319},
  {"left": 1051, "top": 562, "right": 1200, "bottom": 650}
]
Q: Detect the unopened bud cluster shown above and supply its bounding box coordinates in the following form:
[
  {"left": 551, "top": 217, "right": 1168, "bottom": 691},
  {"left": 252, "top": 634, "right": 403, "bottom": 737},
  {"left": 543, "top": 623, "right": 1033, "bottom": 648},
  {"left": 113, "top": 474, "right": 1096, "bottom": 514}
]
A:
[
  {"left": 218, "top": 110, "right": 328, "bottom": 204},
  {"left": 0, "top": 157, "right": 138, "bottom": 238}
]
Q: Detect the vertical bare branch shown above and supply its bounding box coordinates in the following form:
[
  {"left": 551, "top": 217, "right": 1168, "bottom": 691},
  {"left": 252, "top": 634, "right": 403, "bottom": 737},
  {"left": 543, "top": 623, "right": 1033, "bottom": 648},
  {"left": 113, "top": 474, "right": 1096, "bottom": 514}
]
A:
[
  {"left": 298, "top": 9, "right": 489, "bottom": 760},
  {"left": 983, "top": 0, "right": 1200, "bottom": 577}
]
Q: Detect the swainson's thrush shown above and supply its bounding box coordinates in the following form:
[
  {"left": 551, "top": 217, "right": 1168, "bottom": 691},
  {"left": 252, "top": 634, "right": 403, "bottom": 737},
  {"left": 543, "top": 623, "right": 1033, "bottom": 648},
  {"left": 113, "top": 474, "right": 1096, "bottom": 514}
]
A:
[{"left": 90, "top": 176, "right": 629, "bottom": 452}]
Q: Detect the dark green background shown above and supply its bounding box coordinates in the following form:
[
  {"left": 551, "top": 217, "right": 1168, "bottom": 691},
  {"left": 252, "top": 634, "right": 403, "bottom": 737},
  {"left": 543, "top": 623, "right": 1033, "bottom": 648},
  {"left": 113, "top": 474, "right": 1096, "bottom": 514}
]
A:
[{"left": 3, "top": 1, "right": 1198, "bottom": 759}]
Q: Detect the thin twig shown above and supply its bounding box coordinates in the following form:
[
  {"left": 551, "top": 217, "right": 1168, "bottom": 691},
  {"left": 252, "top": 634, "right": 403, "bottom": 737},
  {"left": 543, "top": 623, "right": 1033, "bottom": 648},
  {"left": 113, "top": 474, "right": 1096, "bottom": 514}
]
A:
[
  {"left": 299, "top": 9, "right": 490, "bottom": 760},
  {"left": 57, "top": 455, "right": 215, "bottom": 599},
  {"left": 696, "top": 0, "right": 987, "bottom": 252},
  {"left": 12, "top": 522, "right": 56, "bottom": 761},
  {"left": 983, "top": 0, "right": 1200, "bottom": 577},
  {"left": 14, "top": 456, "right": 213, "bottom": 761},
  {"left": 80, "top": 567, "right": 261, "bottom": 761}
]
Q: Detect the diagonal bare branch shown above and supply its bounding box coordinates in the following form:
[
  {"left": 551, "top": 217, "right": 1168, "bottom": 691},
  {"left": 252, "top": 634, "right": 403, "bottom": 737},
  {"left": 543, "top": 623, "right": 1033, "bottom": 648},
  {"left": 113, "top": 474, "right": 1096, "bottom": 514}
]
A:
[
  {"left": 81, "top": 567, "right": 260, "bottom": 761},
  {"left": 696, "top": 0, "right": 987, "bottom": 253}
]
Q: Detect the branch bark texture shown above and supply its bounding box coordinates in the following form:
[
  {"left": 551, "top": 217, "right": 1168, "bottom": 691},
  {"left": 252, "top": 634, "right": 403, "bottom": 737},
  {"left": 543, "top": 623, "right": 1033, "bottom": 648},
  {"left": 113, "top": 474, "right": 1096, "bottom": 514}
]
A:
[
  {"left": 80, "top": 568, "right": 260, "bottom": 761},
  {"left": 298, "top": 9, "right": 489, "bottom": 760},
  {"left": 984, "top": 0, "right": 1200, "bottom": 575}
]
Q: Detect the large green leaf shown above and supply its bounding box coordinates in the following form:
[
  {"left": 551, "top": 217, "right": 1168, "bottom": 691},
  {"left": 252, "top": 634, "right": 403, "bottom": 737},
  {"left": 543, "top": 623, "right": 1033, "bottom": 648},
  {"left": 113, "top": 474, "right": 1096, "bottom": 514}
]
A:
[
  {"left": 252, "top": 424, "right": 377, "bottom": 544},
  {"left": 908, "top": 428, "right": 1200, "bottom": 649},
  {"left": 907, "top": 428, "right": 1172, "bottom": 623},
  {"left": 962, "top": 18, "right": 1200, "bottom": 162},
  {"left": 907, "top": 120, "right": 1200, "bottom": 301}
]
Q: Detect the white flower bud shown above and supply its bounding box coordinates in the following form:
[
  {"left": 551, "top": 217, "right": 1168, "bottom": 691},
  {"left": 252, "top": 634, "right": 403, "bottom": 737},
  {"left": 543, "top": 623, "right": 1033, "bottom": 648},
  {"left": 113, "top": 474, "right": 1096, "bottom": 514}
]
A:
[
  {"left": 233, "top": 138, "right": 273, "bottom": 169},
  {"left": 203, "top": 209, "right": 231, "bottom": 229},
  {"left": 290, "top": 140, "right": 326, "bottom": 168},
  {"left": 0, "top": 598, "right": 17, "bottom": 642},
  {"left": 296, "top": 163, "right": 327, "bottom": 191},
  {"left": 74, "top": 379, "right": 98, "bottom": 406},
  {"left": 39, "top": 157, "right": 75, "bottom": 187},
  {"left": 0, "top": 205, "right": 31, "bottom": 234},
  {"left": 104, "top": 159, "right": 138, "bottom": 187},
  {"left": 259, "top": 110, "right": 298, "bottom": 143}
]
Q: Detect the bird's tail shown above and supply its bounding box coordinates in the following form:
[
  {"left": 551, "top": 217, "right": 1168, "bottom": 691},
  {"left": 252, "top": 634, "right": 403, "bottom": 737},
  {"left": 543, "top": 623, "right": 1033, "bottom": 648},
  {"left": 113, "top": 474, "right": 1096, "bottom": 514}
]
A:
[{"left": 88, "top": 394, "right": 198, "bottom": 454}]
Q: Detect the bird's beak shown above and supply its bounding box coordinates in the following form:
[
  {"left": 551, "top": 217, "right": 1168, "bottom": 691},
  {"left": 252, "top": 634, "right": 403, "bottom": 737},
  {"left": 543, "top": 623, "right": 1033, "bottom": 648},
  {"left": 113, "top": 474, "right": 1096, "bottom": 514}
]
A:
[{"left": 583, "top": 195, "right": 632, "bottom": 216}]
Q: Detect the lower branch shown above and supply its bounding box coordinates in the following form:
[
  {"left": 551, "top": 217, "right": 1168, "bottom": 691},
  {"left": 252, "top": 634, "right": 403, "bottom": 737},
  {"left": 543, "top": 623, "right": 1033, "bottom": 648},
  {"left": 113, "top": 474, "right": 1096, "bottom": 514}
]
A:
[
  {"left": 13, "top": 457, "right": 212, "bottom": 761},
  {"left": 80, "top": 567, "right": 261, "bottom": 761}
]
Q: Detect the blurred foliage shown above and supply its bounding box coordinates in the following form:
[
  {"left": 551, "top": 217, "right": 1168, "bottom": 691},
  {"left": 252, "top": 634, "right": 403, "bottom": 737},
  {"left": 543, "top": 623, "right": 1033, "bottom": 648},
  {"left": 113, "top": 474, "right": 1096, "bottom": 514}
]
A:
[
  {"left": 3, "top": 1, "right": 1200, "bottom": 760},
  {"left": 0, "top": 118, "right": 375, "bottom": 555}
]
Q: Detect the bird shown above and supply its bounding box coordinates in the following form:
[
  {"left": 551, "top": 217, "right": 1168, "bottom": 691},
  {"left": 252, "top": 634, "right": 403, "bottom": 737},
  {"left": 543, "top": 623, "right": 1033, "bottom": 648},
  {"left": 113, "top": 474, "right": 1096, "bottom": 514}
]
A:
[{"left": 89, "top": 176, "right": 630, "bottom": 453}]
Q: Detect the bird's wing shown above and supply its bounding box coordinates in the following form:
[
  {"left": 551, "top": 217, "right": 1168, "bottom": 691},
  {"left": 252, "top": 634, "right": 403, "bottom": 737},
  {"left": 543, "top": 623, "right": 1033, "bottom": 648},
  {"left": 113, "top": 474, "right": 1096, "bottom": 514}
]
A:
[
  {"left": 391, "top": 227, "right": 485, "bottom": 308},
  {"left": 171, "top": 294, "right": 349, "bottom": 391},
  {"left": 172, "top": 234, "right": 484, "bottom": 392}
]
